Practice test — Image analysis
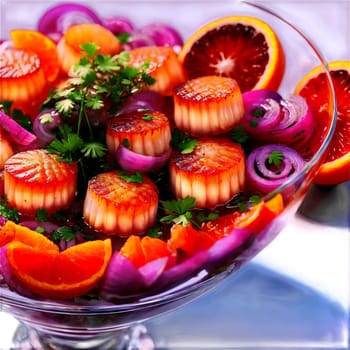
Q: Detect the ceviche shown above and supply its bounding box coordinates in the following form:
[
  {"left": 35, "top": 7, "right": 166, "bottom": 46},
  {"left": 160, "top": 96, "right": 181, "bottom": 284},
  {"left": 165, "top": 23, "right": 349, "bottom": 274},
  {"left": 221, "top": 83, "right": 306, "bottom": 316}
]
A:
[{"left": 0, "top": 2, "right": 335, "bottom": 302}]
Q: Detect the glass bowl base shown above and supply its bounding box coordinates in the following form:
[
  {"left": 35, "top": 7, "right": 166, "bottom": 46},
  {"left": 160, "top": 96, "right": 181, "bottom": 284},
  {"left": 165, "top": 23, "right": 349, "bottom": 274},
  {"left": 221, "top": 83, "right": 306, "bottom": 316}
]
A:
[{"left": 11, "top": 323, "right": 155, "bottom": 350}]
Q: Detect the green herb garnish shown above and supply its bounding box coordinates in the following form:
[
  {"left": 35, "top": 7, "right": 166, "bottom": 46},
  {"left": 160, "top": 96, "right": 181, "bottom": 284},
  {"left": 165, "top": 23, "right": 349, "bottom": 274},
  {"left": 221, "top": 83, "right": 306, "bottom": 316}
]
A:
[
  {"left": 51, "top": 226, "right": 76, "bottom": 243},
  {"left": 0, "top": 196, "right": 19, "bottom": 222},
  {"left": 118, "top": 171, "right": 143, "bottom": 183},
  {"left": 43, "top": 42, "right": 155, "bottom": 164},
  {"left": 142, "top": 114, "right": 153, "bottom": 121},
  {"left": 171, "top": 129, "right": 198, "bottom": 154},
  {"left": 160, "top": 196, "right": 196, "bottom": 226},
  {"left": 231, "top": 125, "right": 249, "bottom": 144},
  {"left": 268, "top": 150, "right": 283, "bottom": 167},
  {"left": 36, "top": 209, "right": 48, "bottom": 222}
]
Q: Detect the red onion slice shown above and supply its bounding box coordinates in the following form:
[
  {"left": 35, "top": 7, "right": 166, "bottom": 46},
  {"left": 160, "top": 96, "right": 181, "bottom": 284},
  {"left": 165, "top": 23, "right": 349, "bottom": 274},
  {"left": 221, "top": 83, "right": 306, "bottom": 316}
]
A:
[
  {"left": 102, "top": 16, "right": 135, "bottom": 35},
  {"left": 32, "top": 109, "right": 62, "bottom": 146},
  {"left": 116, "top": 145, "right": 172, "bottom": 173},
  {"left": 100, "top": 253, "right": 169, "bottom": 300},
  {"left": 117, "top": 91, "right": 165, "bottom": 115},
  {"left": 37, "top": 3, "right": 103, "bottom": 35},
  {"left": 246, "top": 144, "right": 306, "bottom": 195},
  {"left": 0, "top": 110, "right": 37, "bottom": 146},
  {"left": 206, "top": 227, "right": 251, "bottom": 269},
  {"left": 139, "top": 23, "right": 183, "bottom": 51},
  {"left": 123, "top": 32, "right": 155, "bottom": 50},
  {"left": 154, "top": 250, "right": 208, "bottom": 291},
  {"left": 272, "top": 94, "right": 314, "bottom": 149},
  {"left": 242, "top": 89, "right": 282, "bottom": 136}
]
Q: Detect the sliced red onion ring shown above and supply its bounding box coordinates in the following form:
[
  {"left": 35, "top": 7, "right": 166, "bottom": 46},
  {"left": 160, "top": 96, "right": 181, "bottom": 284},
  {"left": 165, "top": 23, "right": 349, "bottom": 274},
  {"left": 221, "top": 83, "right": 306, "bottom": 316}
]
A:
[
  {"left": 117, "top": 91, "right": 165, "bottom": 115},
  {"left": 20, "top": 220, "right": 59, "bottom": 234},
  {"left": 116, "top": 145, "right": 172, "bottom": 173},
  {"left": 246, "top": 144, "right": 306, "bottom": 195},
  {"left": 0, "top": 246, "right": 35, "bottom": 298},
  {"left": 123, "top": 32, "right": 155, "bottom": 50},
  {"left": 37, "top": 3, "right": 103, "bottom": 35},
  {"left": 242, "top": 89, "right": 282, "bottom": 135},
  {"left": 100, "top": 253, "right": 169, "bottom": 300},
  {"left": 242, "top": 92, "right": 314, "bottom": 151},
  {"left": 0, "top": 110, "right": 37, "bottom": 146},
  {"left": 139, "top": 23, "right": 183, "bottom": 50},
  {"left": 102, "top": 16, "right": 135, "bottom": 35},
  {"left": 154, "top": 250, "right": 208, "bottom": 291},
  {"left": 205, "top": 227, "right": 251, "bottom": 269},
  {"left": 272, "top": 94, "right": 314, "bottom": 149},
  {"left": 32, "top": 109, "right": 62, "bottom": 146}
]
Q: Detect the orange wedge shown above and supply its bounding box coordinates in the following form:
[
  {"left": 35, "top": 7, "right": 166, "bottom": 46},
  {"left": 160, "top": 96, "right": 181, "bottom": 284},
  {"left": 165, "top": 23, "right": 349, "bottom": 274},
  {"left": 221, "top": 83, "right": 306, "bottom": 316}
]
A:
[
  {"left": 6, "top": 238, "right": 112, "bottom": 299},
  {"left": 0, "top": 220, "right": 58, "bottom": 249}
]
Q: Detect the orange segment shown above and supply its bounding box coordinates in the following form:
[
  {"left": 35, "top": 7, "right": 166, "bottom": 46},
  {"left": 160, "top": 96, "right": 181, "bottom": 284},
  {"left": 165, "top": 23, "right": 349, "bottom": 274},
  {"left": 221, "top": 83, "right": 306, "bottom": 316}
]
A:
[
  {"left": 202, "top": 193, "right": 284, "bottom": 235},
  {"left": 294, "top": 61, "right": 350, "bottom": 185},
  {"left": 120, "top": 235, "right": 175, "bottom": 268},
  {"left": 10, "top": 29, "right": 60, "bottom": 83},
  {"left": 0, "top": 220, "right": 58, "bottom": 250},
  {"left": 178, "top": 16, "right": 285, "bottom": 92},
  {"left": 6, "top": 238, "right": 112, "bottom": 299},
  {"left": 168, "top": 222, "right": 217, "bottom": 256}
]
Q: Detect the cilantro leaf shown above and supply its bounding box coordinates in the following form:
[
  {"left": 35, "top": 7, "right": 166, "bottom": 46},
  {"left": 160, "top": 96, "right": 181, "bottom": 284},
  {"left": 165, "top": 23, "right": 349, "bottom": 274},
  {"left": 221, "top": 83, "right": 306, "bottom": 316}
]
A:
[
  {"left": 51, "top": 226, "right": 76, "bottom": 243},
  {"left": 47, "top": 131, "right": 84, "bottom": 163},
  {"left": 36, "top": 209, "right": 48, "bottom": 222},
  {"left": 118, "top": 171, "right": 143, "bottom": 183},
  {"left": 0, "top": 196, "right": 19, "bottom": 222},
  {"left": 268, "top": 150, "right": 283, "bottom": 167},
  {"left": 80, "top": 42, "right": 100, "bottom": 58},
  {"left": 81, "top": 142, "right": 107, "bottom": 159},
  {"left": 231, "top": 125, "right": 249, "bottom": 144},
  {"left": 160, "top": 196, "right": 196, "bottom": 226},
  {"left": 171, "top": 129, "right": 198, "bottom": 154}
]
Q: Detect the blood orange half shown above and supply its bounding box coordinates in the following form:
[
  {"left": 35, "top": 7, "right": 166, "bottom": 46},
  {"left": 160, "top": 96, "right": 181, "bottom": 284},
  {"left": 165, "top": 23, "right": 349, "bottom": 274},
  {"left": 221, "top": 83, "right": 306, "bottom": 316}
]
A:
[
  {"left": 295, "top": 61, "right": 350, "bottom": 185},
  {"left": 178, "top": 16, "right": 285, "bottom": 92}
]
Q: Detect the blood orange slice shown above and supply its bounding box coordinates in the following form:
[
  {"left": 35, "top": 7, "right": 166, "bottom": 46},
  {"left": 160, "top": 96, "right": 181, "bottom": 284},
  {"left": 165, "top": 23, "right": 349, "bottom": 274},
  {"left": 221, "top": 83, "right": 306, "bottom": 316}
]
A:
[
  {"left": 5, "top": 238, "right": 112, "bottom": 299},
  {"left": 294, "top": 61, "right": 350, "bottom": 185},
  {"left": 178, "top": 16, "right": 285, "bottom": 92}
]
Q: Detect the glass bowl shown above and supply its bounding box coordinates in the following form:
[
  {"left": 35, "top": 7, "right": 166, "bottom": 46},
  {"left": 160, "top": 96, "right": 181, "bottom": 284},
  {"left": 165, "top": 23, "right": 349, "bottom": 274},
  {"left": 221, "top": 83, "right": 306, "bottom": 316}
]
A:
[{"left": 0, "top": 0, "right": 336, "bottom": 349}]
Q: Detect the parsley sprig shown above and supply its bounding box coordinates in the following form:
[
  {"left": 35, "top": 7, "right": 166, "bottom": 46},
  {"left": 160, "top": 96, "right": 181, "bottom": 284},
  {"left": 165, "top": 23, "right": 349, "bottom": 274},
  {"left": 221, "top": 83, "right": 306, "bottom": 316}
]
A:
[
  {"left": 160, "top": 196, "right": 219, "bottom": 227},
  {"left": 268, "top": 150, "right": 283, "bottom": 167},
  {"left": 171, "top": 129, "right": 198, "bottom": 154},
  {"left": 0, "top": 196, "right": 19, "bottom": 222},
  {"left": 44, "top": 42, "right": 155, "bottom": 163}
]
